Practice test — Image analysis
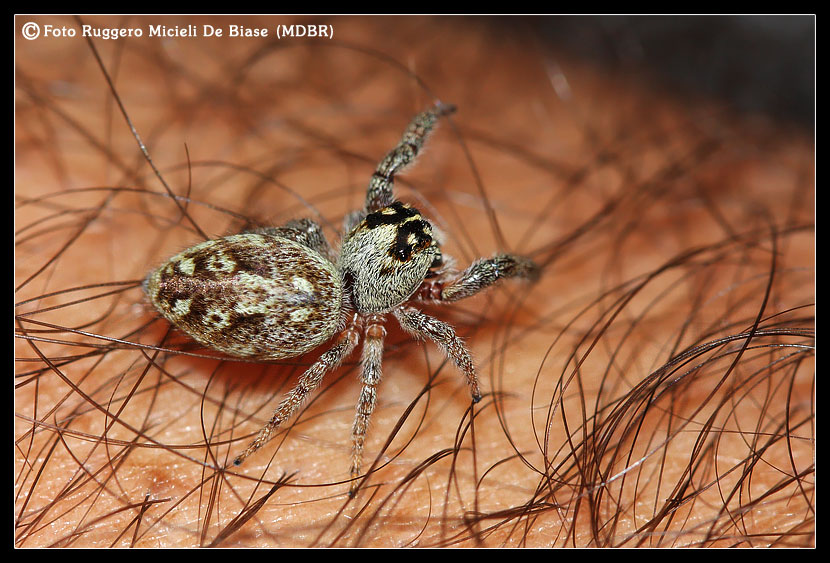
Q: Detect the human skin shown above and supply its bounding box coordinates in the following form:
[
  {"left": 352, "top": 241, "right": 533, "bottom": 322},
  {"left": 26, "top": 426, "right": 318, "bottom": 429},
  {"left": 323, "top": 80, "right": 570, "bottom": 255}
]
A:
[{"left": 15, "top": 15, "right": 814, "bottom": 547}]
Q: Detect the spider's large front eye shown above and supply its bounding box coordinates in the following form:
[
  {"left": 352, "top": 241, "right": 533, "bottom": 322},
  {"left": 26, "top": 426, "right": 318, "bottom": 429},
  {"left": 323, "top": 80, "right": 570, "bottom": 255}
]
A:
[
  {"left": 391, "top": 217, "right": 432, "bottom": 262},
  {"left": 363, "top": 201, "right": 433, "bottom": 263}
]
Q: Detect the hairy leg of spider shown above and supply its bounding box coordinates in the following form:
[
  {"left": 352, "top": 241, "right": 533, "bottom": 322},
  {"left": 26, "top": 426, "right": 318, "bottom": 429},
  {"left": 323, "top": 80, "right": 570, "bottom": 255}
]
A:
[
  {"left": 232, "top": 319, "right": 361, "bottom": 466},
  {"left": 418, "top": 254, "right": 539, "bottom": 303},
  {"left": 342, "top": 210, "right": 365, "bottom": 236},
  {"left": 249, "top": 218, "right": 334, "bottom": 261},
  {"left": 349, "top": 314, "right": 386, "bottom": 497},
  {"left": 393, "top": 306, "right": 481, "bottom": 402},
  {"left": 365, "top": 103, "right": 457, "bottom": 213}
]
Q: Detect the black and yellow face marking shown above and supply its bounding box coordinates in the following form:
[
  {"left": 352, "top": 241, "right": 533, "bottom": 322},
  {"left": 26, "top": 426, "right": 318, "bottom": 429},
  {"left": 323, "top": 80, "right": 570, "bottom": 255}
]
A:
[{"left": 364, "top": 202, "right": 433, "bottom": 262}]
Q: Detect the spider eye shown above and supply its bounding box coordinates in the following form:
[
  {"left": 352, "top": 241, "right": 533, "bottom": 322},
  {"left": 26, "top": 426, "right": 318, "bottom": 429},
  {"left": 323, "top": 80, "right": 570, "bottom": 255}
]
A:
[
  {"left": 364, "top": 202, "right": 434, "bottom": 263},
  {"left": 393, "top": 246, "right": 410, "bottom": 261},
  {"left": 392, "top": 221, "right": 432, "bottom": 262},
  {"left": 430, "top": 248, "right": 443, "bottom": 268}
]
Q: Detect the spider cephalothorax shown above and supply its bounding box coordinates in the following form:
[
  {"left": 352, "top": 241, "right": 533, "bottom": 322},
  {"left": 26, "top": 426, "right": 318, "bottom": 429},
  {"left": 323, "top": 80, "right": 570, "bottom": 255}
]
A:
[
  {"left": 144, "top": 103, "right": 538, "bottom": 496},
  {"left": 341, "top": 201, "right": 440, "bottom": 314}
]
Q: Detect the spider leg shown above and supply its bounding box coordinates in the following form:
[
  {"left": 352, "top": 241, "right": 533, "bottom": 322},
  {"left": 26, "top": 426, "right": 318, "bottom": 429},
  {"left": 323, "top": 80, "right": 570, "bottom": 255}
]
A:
[
  {"left": 393, "top": 306, "right": 481, "bottom": 402},
  {"left": 417, "top": 254, "right": 539, "bottom": 304},
  {"left": 349, "top": 314, "right": 386, "bottom": 497},
  {"left": 365, "top": 103, "right": 456, "bottom": 213},
  {"left": 232, "top": 316, "right": 361, "bottom": 467},
  {"left": 249, "top": 218, "right": 334, "bottom": 261},
  {"left": 342, "top": 209, "right": 365, "bottom": 236}
]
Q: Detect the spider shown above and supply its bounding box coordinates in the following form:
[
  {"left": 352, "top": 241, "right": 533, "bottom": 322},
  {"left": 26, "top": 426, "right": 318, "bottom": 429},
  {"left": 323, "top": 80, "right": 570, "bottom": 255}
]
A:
[{"left": 144, "top": 103, "right": 538, "bottom": 496}]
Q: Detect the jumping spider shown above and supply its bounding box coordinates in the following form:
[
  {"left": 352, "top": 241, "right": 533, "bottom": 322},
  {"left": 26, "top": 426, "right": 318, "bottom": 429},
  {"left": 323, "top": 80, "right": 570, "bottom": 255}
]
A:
[{"left": 144, "top": 103, "right": 538, "bottom": 496}]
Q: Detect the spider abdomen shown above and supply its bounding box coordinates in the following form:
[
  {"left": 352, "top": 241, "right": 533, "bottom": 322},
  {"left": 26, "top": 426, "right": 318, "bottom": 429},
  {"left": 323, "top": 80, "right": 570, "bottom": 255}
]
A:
[{"left": 144, "top": 233, "right": 344, "bottom": 360}]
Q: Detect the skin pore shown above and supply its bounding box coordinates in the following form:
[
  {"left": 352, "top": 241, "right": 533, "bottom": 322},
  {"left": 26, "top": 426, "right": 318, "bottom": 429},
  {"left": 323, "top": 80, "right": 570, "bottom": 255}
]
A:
[{"left": 15, "top": 16, "right": 814, "bottom": 547}]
